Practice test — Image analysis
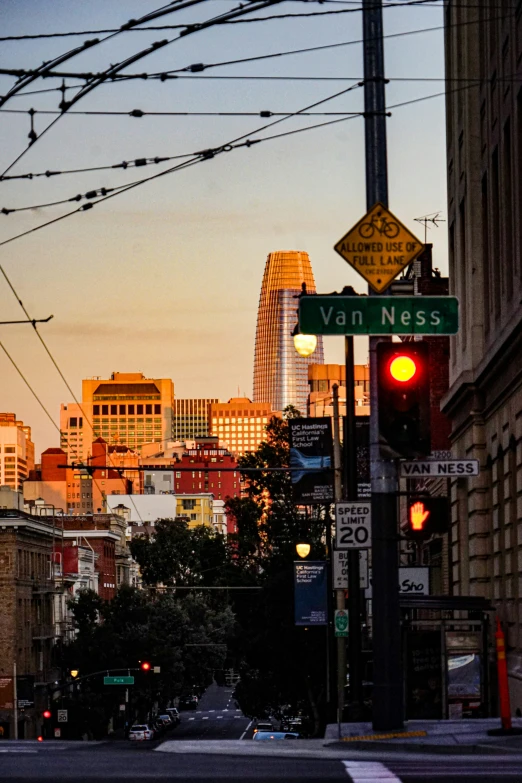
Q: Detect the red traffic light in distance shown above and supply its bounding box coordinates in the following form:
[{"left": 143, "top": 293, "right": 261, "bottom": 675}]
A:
[
  {"left": 140, "top": 661, "right": 151, "bottom": 671},
  {"left": 42, "top": 710, "right": 51, "bottom": 719}
]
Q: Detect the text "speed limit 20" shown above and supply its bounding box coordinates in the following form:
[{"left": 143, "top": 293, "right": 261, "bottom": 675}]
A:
[{"left": 335, "top": 503, "right": 372, "bottom": 549}]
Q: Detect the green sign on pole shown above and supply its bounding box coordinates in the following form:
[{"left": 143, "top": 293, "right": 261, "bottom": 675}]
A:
[
  {"left": 335, "top": 609, "right": 349, "bottom": 637},
  {"left": 298, "top": 296, "right": 459, "bottom": 336},
  {"left": 104, "top": 676, "right": 135, "bottom": 685}
]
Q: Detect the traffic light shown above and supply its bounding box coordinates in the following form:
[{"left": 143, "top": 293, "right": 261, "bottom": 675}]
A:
[
  {"left": 42, "top": 710, "right": 51, "bottom": 719},
  {"left": 405, "top": 497, "right": 449, "bottom": 539},
  {"left": 140, "top": 661, "right": 151, "bottom": 672},
  {"left": 377, "top": 341, "right": 430, "bottom": 457}
]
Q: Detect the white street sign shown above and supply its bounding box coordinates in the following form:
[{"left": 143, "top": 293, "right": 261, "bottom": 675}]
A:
[
  {"left": 333, "top": 549, "right": 369, "bottom": 589},
  {"left": 57, "top": 709, "right": 68, "bottom": 723},
  {"left": 365, "top": 567, "right": 429, "bottom": 598},
  {"left": 335, "top": 502, "right": 371, "bottom": 549},
  {"left": 400, "top": 459, "right": 479, "bottom": 478}
]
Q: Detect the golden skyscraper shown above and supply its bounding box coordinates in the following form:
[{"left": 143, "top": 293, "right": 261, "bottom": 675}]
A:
[{"left": 253, "top": 250, "right": 324, "bottom": 414}]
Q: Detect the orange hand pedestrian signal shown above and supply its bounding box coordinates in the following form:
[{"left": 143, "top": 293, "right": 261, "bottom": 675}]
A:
[
  {"left": 410, "top": 501, "right": 430, "bottom": 530},
  {"left": 405, "top": 497, "right": 449, "bottom": 539}
]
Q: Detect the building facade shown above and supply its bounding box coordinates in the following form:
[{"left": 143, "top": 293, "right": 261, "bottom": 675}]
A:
[
  {"left": 0, "top": 414, "right": 35, "bottom": 491},
  {"left": 60, "top": 403, "right": 92, "bottom": 465},
  {"left": 307, "top": 363, "right": 370, "bottom": 419},
  {"left": 173, "top": 399, "right": 219, "bottom": 441},
  {"left": 443, "top": 7, "right": 522, "bottom": 707},
  {"left": 209, "top": 398, "right": 276, "bottom": 457},
  {"left": 175, "top": 445, "right": 239, "bottom": 502},
  {"left": 253, "top": 250, "right": 324, "bottom": 414}
]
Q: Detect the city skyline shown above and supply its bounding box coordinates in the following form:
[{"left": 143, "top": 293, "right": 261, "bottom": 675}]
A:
[{"left": 0, "top": 1, "right": 447, "bottom": 456}]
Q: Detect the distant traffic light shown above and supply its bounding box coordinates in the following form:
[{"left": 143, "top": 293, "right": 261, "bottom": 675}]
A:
[
  {"left": 42, "top": 710, "right": 51, "bottom": 719},
  {"left": 405, "top": 497, "right": 449, "bottom": 539},
  {"left": 377, "top": 341, "right": 430, "bottom": 457},
  {"left": 140, "top": 661, "right": 151, "bottom": 672}
]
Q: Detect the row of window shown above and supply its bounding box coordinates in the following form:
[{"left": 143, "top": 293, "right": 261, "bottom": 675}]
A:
[
  {"left": 0, "top": 446, "right": 16, "bottom": 453},
  {"left": 212, "top": 417, "right": 267, "bottom": 424},
  {"left": 93, "top": 404, "right": 161, "bottom": 415}
]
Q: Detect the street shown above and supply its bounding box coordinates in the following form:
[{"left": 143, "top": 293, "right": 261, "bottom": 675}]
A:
[{"left": 171, "top": 682, "right": 251, "bottom": 740}]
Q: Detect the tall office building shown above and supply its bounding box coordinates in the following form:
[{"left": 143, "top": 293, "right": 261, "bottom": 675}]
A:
[
  {"left": 173, "top": 399, "right": 219, "bottom": 441},
  {"left": 0, "top": 413, "right": 35, "bottom": 491},
  {"left": 253, "top": 251, "right": 324, "bottom": 414},
  {"left": 209, "top": 398, "right": 276, "bottom": 457},
  {"left": 61, "top": 373, "right": 174, "bottom": 461}
]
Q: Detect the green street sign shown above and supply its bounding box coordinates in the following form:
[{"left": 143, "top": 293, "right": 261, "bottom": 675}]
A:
[
  {"left": 299, "top": 296, "right": 459, "bottom": 336},
  {"left": 104, "top": 676, "right": 134, "bottom": 685},
  {"left": 335, "top": 609, "right": 349, "bottom": 637}
]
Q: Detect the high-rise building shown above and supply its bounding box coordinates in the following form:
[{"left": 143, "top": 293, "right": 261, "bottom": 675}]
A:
[
  {"left": 209, "top": 398, "right": 276, "bottom": 457},
  {"left": 442, "top": 9, "right": 522, "bottom": 701},
  {"left": 253, "top": 250, "right": 324, "bottom": 414},
  {"left": 61, "top": 372, "right": 174, "bottom": 461},
  {"left": 0, "top": 413, "right": 35, "bottom": 491},
  {"left": 173, "top": 399, "right": 219, "bottom": 441}
]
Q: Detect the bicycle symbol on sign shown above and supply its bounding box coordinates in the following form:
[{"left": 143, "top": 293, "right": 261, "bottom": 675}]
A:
[{"left": 359, "top": 211, "right": 400, "bottom": 239}]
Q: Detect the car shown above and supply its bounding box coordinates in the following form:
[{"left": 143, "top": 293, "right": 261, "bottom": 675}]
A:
[
  {"left": 128, "top": 724, "right": 155, "bottom": 741},
  {"left": 158, "top": 714, "right": 173, "bottom": 727},
  {"left": 166, "top": 707, "right": 180, "bottom": 726},
  {"left": 252, "top": 731, "right": 301, "bottom": 741},
  {"left": 179, "top": 695, "right": 198, "bottom": 710},
  {"left": 254, "top": 721, "right": 274, "bottom": 733}
]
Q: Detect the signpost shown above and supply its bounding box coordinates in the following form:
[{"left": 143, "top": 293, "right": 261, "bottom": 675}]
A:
[
  {"left": 335, "top": 502, "right": 372, "bottom": 549},
  {"left": 293, "top": 561, "right": 328, "bottom": 626},
  {"left": 400, "top": 459, "right": 479, "bottom": 478},
  {"left": 335, "top": 610, "right": 349, "bottom": 638},
  {"left": 57, "top": 709, "right": 68, "bottom": 723},
  {"left": 299, "top": 295, "right": 459, "bottom": 336},
  {"left": 104, "top": 676, "right": 135, "bottom": 685},
  {"left": 333, "top": 549, "right": 369, "bottom": 590},
  {"left": 334, "top": 203, "right": 424, "bottom": 293}
]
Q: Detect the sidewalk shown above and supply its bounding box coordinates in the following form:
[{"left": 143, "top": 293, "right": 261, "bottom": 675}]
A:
[{"left": 324, "top": 718, "right": 522, "bottom": 754}]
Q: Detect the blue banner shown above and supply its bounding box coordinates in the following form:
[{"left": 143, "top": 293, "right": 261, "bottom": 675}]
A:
[{"left": 294, "top": 561, "right": 328, "bottom": 626}]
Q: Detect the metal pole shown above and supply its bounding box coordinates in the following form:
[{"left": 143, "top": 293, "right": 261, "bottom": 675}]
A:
[
  {"left": 13, "top": 660, "right": 18, "bottom": 740},
  {"left": 344, "top": 337, "right": 363, "bottom": 717},
  {"left": 363, "top": 0, "right": 403, "bottom": 730},
  {"left": 332, "top": 385, "right": 346, "bottom": 736}
]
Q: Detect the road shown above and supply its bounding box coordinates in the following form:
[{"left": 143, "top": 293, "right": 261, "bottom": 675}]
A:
[
  {"left": 173, "top": 682, "right": 251, "bottom": 740},
  {"left": 1, "top": 739, "right": 522, "bottom": 782}
]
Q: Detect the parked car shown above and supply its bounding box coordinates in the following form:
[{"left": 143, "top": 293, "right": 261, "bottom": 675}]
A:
[
  {"left": 158, "top": 714, "right": 173, "bottom": 727},
  {"left": 166, "top": 707, "right": 180, "bottom": 726},
  {"left": 128, "top": 724, "right": 155, "bottom": 741},
  {"left": 253, "top": 731, "right": 301, "bottom": 741}
]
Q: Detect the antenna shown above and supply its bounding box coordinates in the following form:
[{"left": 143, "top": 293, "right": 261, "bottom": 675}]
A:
[{"left": 414, "top": 211, "right": 446, "bottom": 244}]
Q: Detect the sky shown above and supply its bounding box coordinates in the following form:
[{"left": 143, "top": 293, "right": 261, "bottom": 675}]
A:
[{"left": 0, "top": 0, "right": 448, "bottom": 458}]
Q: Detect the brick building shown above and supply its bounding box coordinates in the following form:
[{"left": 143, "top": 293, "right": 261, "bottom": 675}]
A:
[
  {"left": 174, "top": 445, "right": 239, "bottom": 502},
  {"left": 0, "top": 510, "right": 59, "bottom": 739}
]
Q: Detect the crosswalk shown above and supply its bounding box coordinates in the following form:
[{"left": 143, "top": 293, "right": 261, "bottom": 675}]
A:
[{"left": 343, "top": 759, "right": 522, "bottom": 781}]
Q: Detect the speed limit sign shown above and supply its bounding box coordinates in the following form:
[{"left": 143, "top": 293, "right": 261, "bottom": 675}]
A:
[{"left": 335, "top": 502, "right": 372, "bottom": 549}]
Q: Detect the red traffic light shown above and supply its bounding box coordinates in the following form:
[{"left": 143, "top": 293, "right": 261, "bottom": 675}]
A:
[
  {"left": 140, "top": 661, "right": 151, "bottom": 671},
  {"left": 37, "top": 735, "right": 44, "bottom": 742},
  {"left": 42, "top": 710, "right": 51, "bottom": 719},
  {"left": 389, "top": 355, "right": 418, "bottom": 383}
]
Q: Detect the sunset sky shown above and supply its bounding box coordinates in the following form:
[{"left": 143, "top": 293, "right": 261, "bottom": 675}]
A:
[{"left": 0, "top": 0, "right": 448, "bottom": 456}]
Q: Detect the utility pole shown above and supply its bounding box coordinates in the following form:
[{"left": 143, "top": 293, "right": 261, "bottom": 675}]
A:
[
  {"left": 344, "top": 336, "right": 363, "bottom": 717},
  {"left": 363, "top": 0, "right": 404, "bottom": 729},
  {"left": 332, "top": 384, "right": 345, "bottom": 733}
]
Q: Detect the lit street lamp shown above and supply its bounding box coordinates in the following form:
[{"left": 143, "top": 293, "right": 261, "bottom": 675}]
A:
[{"left": 293, "top": 332, "right": 318, "bottom": 358}]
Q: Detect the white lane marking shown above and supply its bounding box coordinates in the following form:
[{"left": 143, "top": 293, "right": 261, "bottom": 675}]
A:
[
  {"left": 240, "top": 719, "right": 253, "bottom": 740},
  {"left": 202, "top": 717, "right": 209, "bottom": 720},
  {"left": 217, "top": 716, "right": 223, "bottom": 720},
  {"left": 209, "top": 710, "right": 215, "bottom": 713},
  {"left": 223, "top": 708, "right": 229, "bottom": 712},
  {"left": 188, "top": 718, "right": 195, "bottom": 721},
  {"left": 0, "top": 750, "right": 38, "bottom": 754},
  {"left": 343, "top": 761, "right": 401, "bottom": 781}
]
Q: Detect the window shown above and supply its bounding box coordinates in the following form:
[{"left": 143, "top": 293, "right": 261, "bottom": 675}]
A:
[
  {"left": 102, "top": 405, "right": 109, "bottom": 415},
  {"left": 128, "top": 404, "right": 135, "bottom": 415},
  {"left": 119, "top": 404, "right": 126, "bottom": 415},
  {"left": 111, "top": 405, "right": 117, "bottom": 415},
  {"left": 93, "top": 405, "right": 100, "bottom": 415},
  {"left": 70, "top": 417, "right": 78, "bottom": 427},
  {"left": 137, "top": 405, "right": 143, "bottom": 415},
  {"left": 176, "top": 472, "right": 181, "bottom": 478},
  {"left": 154, "top": 404, "right": 161, "bottom": 414},
  {"left": 5, "top": 447, "right": 15, "bottom": 453}
]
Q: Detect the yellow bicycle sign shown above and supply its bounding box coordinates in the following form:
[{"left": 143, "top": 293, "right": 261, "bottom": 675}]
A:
[{"left": 334, "top": 203, "right": 424, "bottom": 293}]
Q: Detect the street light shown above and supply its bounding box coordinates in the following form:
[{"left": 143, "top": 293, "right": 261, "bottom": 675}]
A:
[
  {"left": 293, "top": 332, "right": 318, "bottom": 358},
  {"left": 70, "top": 670, "right": 79, "bottom": 679},
  {"left": 295, "top": 541, "right": 311, "bottom": 559}
]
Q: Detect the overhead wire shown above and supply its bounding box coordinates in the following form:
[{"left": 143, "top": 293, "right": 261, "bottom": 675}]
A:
[{"left": 0, "top": 0, "right": 286, "bottom": 180}]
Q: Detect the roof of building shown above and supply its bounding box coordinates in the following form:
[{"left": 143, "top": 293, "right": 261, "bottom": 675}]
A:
[
  {"left": 42, "top": 447, "right": 66, "bottom": 455},
  {"left": 93, "top": 383, "right": 160, "bottom": 396}
]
